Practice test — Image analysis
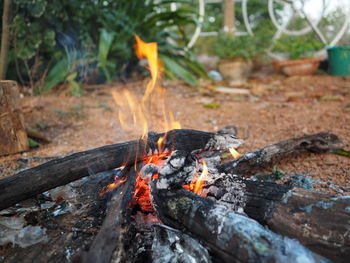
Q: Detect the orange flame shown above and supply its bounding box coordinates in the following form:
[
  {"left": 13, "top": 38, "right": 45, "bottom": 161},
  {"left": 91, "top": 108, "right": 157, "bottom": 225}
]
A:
[
  {"left": 194, "top": 160, "right": 208, "bottom": 194},
  {"left": 229, "top": 148, "right": 241, "bottom": 159},
  {"left": 110, "top": 35, "right": 180, "bottom": 141}
]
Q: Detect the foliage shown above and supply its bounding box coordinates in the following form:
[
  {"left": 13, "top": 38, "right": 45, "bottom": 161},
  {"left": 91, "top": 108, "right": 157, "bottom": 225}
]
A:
[
  {"left": 0, "top": 0, "right": 207, "bottom": 92},
  {"left": 274, "top": 36, "right": 324, "bottom": 60},
  {"left": 212, "top": 33, "right": 268, "bottom": 60}
]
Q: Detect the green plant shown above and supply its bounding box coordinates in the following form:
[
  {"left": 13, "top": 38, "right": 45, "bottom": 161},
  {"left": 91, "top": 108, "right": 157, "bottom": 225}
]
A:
[
  {"left": 274, "top": 36, "right": 324, "bottom": 60},
  {"left": 1, "top": 0, "right": 207, "bottom": 91},
  {"left": 212, "top": 34, "right": 267, "bottom": 60}
]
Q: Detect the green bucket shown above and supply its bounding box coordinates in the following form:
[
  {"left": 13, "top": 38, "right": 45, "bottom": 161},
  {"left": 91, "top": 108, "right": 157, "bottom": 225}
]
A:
[{"left": 327, "top": 45, "right": 350, "bottom": 76}]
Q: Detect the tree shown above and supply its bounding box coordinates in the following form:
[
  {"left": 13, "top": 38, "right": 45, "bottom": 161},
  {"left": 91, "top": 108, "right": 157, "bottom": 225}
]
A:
[{"left": 0, "top": 0, "right": 11, "bottom": 80}]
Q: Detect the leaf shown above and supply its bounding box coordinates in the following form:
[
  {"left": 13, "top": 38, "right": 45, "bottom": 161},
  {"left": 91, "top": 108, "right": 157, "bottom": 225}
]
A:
[
  {"left": 331, "top": 149, "right": 350, "bottom": 158},
  {"left": 203, "top": 103, "right": 220, "bottom": 109},
  {"left": 36, "top": 122, "right": 48, "bottom": 130},
  {"left": 40, "top": 59, "right": 69, "bottom": 94},
  {"left": 28, "top": 137, "right": 39, "bottom": 148},
  {"left": 98, "top": 29, "right": 115, "bottom": 82},
  {"left": 160, "top": 54, "right": 198, "bottom": 86}
]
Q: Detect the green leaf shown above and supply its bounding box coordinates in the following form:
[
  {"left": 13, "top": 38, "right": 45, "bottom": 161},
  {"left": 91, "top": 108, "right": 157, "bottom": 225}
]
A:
[
  {"left": 28, "top": 137, "right": 39, "bottom": 148},
  {"left": 331, "top": 149, "right": 350, "bottom": 158},
  {"left": 160, "top": 54, "right": 198, "bottom": 86},
  {"left": 40, "top": 59, "right": 69, "bottom": 94}
]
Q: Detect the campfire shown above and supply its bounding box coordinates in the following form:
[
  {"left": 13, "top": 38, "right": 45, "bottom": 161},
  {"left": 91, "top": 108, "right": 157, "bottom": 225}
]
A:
[{"left": 0, "top": 37, "right": 349, "bottom": 263}]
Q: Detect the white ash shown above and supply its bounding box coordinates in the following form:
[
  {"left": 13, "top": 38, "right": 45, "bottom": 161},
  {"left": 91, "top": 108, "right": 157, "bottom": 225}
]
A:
[
  {"left": 202, "top": 173, "right": 246, "bottom": 213},
  {"left": 140, "top": 164, "right": 159, "bottom": 179},
  {"left": 204, "top": 133, "right": 243, "bottom": 151},
  {"left": 158, "top": 150, "right": 197, "bottom": 188},
  {"left": 152, "top": 224, "right": 211, "bottom": 263}
]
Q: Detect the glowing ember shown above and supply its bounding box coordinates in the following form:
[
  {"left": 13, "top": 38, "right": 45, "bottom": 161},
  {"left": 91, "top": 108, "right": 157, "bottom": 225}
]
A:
[
  {"left": 229, "top": 147, "right": 241, "bottom": 159},
  {"left": 100, "top": 176, "right": 127, "bottom": 197}
]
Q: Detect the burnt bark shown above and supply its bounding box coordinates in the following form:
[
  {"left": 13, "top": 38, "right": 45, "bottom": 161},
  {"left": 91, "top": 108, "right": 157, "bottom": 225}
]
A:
[
  {"left": 150, "top": 185, "right": 326, "bottom": 263},
  {"left": 266, "top": 188, "right": 350, "bottom": 263},
  {"left": 218, "top": 132, "right": 342, "bottom": 175},
  {"left": 0, "top": 129, "right": 236, "bottom": 211},
  {"left": 238, "top": 180, "right": 350, "bottom": 262},
  {"left": 81, "top": 166, "right": 137, "bottom": 263}
]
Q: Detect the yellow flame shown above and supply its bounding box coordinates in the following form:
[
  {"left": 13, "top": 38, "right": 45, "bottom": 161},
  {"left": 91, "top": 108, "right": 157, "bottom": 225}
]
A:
[
  {"left": 229, "top": 148, "right": 241, "bottom": 159},
  {"left": 194, "top": 161, "right": 208, "bottom": 194},
  {"left": 110, "top": 35, "right": 181, "bottom": 145}
]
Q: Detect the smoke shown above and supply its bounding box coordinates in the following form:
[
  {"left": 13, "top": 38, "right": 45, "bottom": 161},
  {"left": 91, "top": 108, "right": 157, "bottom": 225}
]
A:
[{"left": 57, "top": 32, "right": 97, "bottom": 83}]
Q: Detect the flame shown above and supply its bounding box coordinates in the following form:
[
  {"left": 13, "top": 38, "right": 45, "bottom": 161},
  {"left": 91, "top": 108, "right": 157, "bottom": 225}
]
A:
[
  {"left": 110, "top": 35, "right": 180, "bottom": 141},
  {"left": 229, "top": 148, "right": 241, "bottom": 159},
  {"left": 194, "top": 161, "right": 208, "bottom": 194},
  {"left": 99, "top": 176, "right": 127, "bottom": 197}
]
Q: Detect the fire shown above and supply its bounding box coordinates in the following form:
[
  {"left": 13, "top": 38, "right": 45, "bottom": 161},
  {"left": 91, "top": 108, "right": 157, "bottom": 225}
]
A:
[
  {"left": 110, "top": 35, "right": 180, "bottom": 140},
  {"left": 194, "top": 161, "right": 208, "bottom": 194},
  {"left": 100, "top": 176, "right": 127, "bottom": 197},
  {"left": 107, "top": 35, "right": 186, "bottom": 211},
  {"left": 229, "top": 147, "right": 241, "bottom": 159}
]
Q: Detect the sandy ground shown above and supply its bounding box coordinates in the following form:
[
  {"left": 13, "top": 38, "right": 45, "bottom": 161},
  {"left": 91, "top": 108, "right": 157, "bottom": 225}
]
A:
[{"left": 1, "top": 74, "right": 349, "bottom": 193}]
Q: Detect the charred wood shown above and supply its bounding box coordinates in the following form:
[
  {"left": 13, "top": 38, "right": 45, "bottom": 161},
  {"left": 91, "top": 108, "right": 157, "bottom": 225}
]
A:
[
  {"left": 266, "top": 188, "right": 350, "bottom": 263},
  {"left": 1, "top": 168, "right": 120, "bottom": 262},
  {"left": 152, "top": 224, "right": 211, "bottom": 263},
  {"left": 0, "top": 129, "right": 241, "bottom": 211},
  {"left": 218, "top": 132, "right": 342, "bottom": 175},
  {"left": 150, "top": 185, "right": 327, "bottom": 263},
  {"left": 81, "top": 166, "right": 137, "bottom": 263}
]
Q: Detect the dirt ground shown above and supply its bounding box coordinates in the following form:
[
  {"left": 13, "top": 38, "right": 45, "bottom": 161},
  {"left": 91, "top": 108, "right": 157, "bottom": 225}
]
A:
[{"left": 1, "top": 74, "right": 349, "bottom": 194}]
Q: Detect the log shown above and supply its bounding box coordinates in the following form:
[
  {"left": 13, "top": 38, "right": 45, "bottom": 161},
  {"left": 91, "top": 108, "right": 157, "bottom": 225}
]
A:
[
  {"left": 150, "top": 185, "right": 326, "bottom": 263},
  {"left": 267, "top": 188, "right": 350, "bottom": 262},
  {"left": 81, "top": 166, "right": 137, "bottom": 263},
  {"left": 0, "top": 129, "right": 240, "bottom": 211},
  {"left": 0, "top": 80, "right": 28, "bottom": 155},
  {"left": 229, "top": 180, "right": 350, "bottom": 262},
  {"left": 218, "top": 132, "right": 342, "bottom": 175}
]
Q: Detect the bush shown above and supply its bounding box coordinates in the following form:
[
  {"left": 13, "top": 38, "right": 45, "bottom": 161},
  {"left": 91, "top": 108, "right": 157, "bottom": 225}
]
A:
[{"left": 1, "top": 0, "right": 207, "bottom": 93}]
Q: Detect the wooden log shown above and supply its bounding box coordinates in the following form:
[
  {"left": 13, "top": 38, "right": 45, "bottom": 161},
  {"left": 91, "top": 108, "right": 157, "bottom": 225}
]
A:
[
  {"left": 81, "top": 166, "right": 137, "bottom": 263},
  {"left": 267, "top": 188, "right": 350, "bottom": 262},
  {"left": 234, "top": 180, "right": 350, "bottom": 262},
  {"left": 218, "top": 132, "right": 342, "bottom": 175},
  {"left": 0, "top": 80, "right": 28, "bottom": 156},
  {"left": 150, "top": 184, "right": 327, "bottom": 263},
  {"left": 0, "top": 129, "right": 240, "bottom": 212}
]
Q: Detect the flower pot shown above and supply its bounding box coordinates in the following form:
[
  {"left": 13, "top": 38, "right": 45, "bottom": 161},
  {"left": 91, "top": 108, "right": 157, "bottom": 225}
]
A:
[
  {"left": 272, "top": 58, "right": 321, "bottom": 76},
  {"left": 218, "top": 58, "right": 253, "bottom": 85}
]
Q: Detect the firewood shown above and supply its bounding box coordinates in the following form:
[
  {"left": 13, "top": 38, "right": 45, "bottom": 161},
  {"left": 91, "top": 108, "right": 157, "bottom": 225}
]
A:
[
  {"left": 81, "top": 166, "right": 137, "bottom": 263},
  {"left": 253, "top": 185, "right": 350, "bottom": 263},
  {"left": 0, "top": 129, "right": 241, "bottom": 211},
  {"left": 150, "top": 185, "right": 327, "bottom": 263},
  {"left": 152, "top": 224, "right": 211, "bottom": 263},
  {"left": 218, "top": 131, "right": 342, "bottom": 175},
  {"left": 0, "top": 80, "right": 29, "bottom": 156}
]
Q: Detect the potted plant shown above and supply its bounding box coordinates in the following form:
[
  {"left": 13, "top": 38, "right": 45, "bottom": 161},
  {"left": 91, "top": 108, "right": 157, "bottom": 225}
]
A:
[
  {"left": 272, "top": 37, "right": 324, "bottom": 76},
  {"left": 212, "top": 34, "right": 263, "bottom": 85}
]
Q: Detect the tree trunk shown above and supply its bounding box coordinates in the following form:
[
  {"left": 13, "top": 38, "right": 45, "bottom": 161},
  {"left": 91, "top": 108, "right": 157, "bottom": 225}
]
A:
[
  {"left": 0, "top": 80, "right": 28, "bottom": 156},
  {"left": 0, "top": 0, "right": 12, "bottom": 80}
]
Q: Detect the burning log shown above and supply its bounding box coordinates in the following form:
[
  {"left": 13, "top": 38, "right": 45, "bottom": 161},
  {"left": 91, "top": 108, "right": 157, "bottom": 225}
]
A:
[
  {"left": 219, "top": 131, "right": 342, "bottom": 175},
  {"left": 0, "top": 129, "right": 241, "bottom": 211},
  {"left": 81, "top": 166, "right": 137, "bottom": 263}
]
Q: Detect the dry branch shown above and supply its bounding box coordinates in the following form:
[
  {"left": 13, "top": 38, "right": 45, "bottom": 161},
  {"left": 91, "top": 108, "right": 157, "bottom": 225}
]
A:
[
  {"left": 219, "top": 132, "right": 342, "bottom": 175},
  {"left": 0, "top": 129, "right": 239, "bottom": 211}
]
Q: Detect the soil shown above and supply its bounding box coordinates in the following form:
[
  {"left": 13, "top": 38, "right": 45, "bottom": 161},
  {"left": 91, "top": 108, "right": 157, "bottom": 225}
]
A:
[{"left": 1, "top": 73, "right": 349, "bottom": 194}]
